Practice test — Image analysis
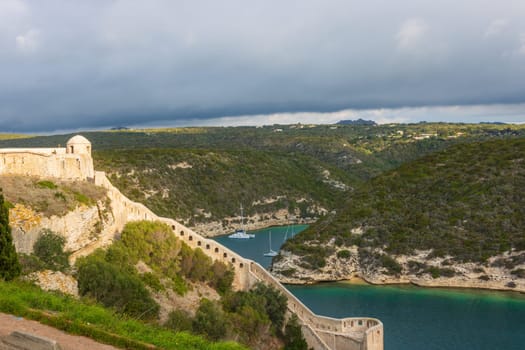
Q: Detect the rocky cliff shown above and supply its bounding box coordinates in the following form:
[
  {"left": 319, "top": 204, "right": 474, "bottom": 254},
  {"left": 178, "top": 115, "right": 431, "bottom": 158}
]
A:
[
  {"left": 272, "top": 247, "right": 525, "bottom": 293},
  {"left": 10, "top": 202, "right": 114, "bottom": 256}
]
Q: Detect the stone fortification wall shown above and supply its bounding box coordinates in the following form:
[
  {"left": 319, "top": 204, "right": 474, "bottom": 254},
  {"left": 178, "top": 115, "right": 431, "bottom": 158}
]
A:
[
  {"left": 0, "top": 147, "right": 93, "bottom": 181},
  {"left": 86, "top": 170, "right": 384, "bottom": 350}
]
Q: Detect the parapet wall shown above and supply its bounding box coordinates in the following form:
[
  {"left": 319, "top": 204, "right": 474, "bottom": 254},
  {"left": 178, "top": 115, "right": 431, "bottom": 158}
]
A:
[
  {"left": 0, "top": 149, "right": 94, "bottom": 180},
  {"left": 88, "top": 170, "right": 384, "bottom": 350}
]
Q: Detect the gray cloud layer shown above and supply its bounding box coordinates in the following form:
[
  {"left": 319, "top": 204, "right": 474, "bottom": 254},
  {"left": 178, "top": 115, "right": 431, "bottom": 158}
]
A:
[{"left": 1, "top": 0, "right": 525, "bottom": 132}]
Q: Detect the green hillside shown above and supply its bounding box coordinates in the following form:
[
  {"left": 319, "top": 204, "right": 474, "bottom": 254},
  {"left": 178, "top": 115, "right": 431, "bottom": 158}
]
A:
[
  {"left": 94, "top": 148, "right": 350, "bottom": 222},
  {"left": 284, "top": 137, "right": 525, "bottom": 267},
  {"left": 2, "top": 123, "right": 524, "bottom": 225}
]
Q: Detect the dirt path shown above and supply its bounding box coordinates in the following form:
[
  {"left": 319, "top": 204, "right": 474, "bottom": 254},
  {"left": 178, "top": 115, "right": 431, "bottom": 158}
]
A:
[{"left": 0, "top": 313, "right": 118, "bottom": 350}]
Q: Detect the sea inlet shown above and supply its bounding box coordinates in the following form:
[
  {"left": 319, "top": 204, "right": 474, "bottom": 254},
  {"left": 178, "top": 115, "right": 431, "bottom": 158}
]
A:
[{"left": 213, "top": 225, "right": 525, "bottom": 350}]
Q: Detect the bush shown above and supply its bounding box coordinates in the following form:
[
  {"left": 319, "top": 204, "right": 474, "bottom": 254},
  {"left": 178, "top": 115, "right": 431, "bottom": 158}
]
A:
[
  {"left": 193, "top": 299, "right": 228, "bottom": 341},
  {"left": 250, "top": 283, "right": 287, "bottom": 331},
  {"left": 33, "top": 230, "right": 69, "bottom": 271},
  {"left": 36, "top": 180, "right": 57, "bottom": 189},
  {"left": 18, "top": 253, "right": 46, "bottom": 274},
  {"left": 141, "top": 272, "right": 164, "bottom": 292},
  {"left": 511, "top": 268, "right": 525, "bottom": 278},
  {"left": 0, "top": 193, "right": 21, "bottom": 280},
  {"left": 76, "top": 255, "right": 159, "bottom": 320},
  {"left": 283, "top": 314, "right": 308, "bottom": 350},
  {"left": 380, "top": 255, "right": 402, "bottom": 275},
  {"left": 165, "top": 309, "right": 193, "bottom": 332},
  {"left": 336, "top": 250, "right": 351, "bottom": 259},
  {"left": 210, "top": 260, "right": 234, "bottom": 295}
]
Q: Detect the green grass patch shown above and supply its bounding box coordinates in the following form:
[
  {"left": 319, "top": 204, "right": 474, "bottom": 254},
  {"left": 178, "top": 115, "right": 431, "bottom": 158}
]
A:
[{"left": 0, "top": 280, "right": 246, "bottom": 350}]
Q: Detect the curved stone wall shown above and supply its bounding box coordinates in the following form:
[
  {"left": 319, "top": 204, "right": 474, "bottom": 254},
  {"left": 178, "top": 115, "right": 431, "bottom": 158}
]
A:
[{"left": 90, "top": 170, "right": 383, "bottom": 350}]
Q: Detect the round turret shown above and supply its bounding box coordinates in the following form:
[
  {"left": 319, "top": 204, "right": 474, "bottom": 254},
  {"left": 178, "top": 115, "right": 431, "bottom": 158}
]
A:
[{"left": 66, "top": 135, "right": 91, "bottom": 155}]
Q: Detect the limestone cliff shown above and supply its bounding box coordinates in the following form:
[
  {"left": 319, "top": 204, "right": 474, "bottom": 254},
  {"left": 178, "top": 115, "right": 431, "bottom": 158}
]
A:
[
  {"left": 272, "top": 247, "right": 525, "bottom": 293},
  {"left": 191, "top": 208, "right": 317, "bottom": 237},
  {"left": 10, "top": 202, "right": 114, "bottom": 257}
]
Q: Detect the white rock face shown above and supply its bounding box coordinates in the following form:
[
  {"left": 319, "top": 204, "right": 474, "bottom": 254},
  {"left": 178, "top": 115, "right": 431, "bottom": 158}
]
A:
[
  {"left": 27, "top": 270, "right": 79, "bottom": 296},
  {"left": 272, "top": 247, "right": 525, "bottom": 293},
  {"left": 10, "top": 201, "right": 114, "bottom": 255}
]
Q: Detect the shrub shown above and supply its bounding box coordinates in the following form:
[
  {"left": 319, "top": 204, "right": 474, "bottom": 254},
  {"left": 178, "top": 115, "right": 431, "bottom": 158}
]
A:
[
  {"left": 33, "top": 230, "right": 69, "bottom": 271},
  {"left": 193, "top": 299, "right": 228, "bottom": 341},
  {"left": 511, "top": 268, "right": 525, "bottom": 278},
  {"left": 76, "top": 255, "right": 159, "bottom": 320},
  {"left": 36, "top": 180, "right": 57, "bottom": 189},
  {"left": 250, "top": 283, "right": 287, "bottom": 331},
  {"left": 0, "top": 192, "right": 21, "bottom": 280},
  {"left": 280, "top": 268, "right": 297, "bottom": 277},
  {"left": 283, "top": 314, "right": 308, "bottom": 350},
  {"left": 165, "top": 309, "right": 193, "bottom": 332},
  {"left": 336, "top": 250, "right": 351, "bottom": 259},
  {"left": 381, "top": 255, "right": 402, "bottom": 275},
  {"left": 210, "top": 260, "right": 234, "bottom": 294},
  {"left": 18, "top": 254, "right": 46, "bottom": 274},
  {"left": 141, "top": 272, "right": 164, "bottom": 292}
]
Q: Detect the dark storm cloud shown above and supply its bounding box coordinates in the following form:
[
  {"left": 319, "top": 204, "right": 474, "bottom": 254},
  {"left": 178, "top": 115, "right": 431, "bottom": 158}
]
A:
[{"left": 1, "top": 0, "right": 525, "bottom": 132}]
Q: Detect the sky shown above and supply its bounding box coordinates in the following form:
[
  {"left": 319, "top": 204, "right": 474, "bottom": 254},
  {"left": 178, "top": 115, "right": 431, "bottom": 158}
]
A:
[{"left": 1, "top": 0, "right": 525, "bottom": 132}]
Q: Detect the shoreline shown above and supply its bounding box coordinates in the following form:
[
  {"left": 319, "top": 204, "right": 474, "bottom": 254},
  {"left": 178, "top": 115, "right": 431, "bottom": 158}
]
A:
[{"left": 283, "top": 274, "right": 525, "bottom": 295}]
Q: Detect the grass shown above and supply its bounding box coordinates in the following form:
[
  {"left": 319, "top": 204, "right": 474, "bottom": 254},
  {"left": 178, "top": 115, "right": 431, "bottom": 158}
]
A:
[
  {"left": 0, "top": 176, "right": 107, "bottom": 216},
  {"left": 0, "top": 280, "right": 246, "bottom": 350}
]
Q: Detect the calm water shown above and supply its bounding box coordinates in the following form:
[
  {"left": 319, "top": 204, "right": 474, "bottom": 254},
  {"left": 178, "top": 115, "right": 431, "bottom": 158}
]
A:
[
  {"left": 213, "top": 226, "right": 525, "bottom": 350},
  {"left": 213, "top": 224, "right": 309, "bottom": 268}
]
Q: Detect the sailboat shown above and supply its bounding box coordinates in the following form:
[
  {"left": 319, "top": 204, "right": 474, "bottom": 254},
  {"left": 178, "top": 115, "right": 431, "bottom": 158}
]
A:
[
  {"left": 283, "top": 221, "right": 295, "bottom": 243},
  {"left": 228, "top": 204, "right": 255, "bottom": 239},
  {"left": 263, "top": 231, "right": 278, "bottom": 257}
]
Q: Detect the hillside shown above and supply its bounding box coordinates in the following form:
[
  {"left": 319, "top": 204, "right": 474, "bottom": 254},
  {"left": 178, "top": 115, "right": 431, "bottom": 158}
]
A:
[
  {"left": 94, "top": 148, "right": 350, "bottom": 231},
  {"left": 274, "top": 138, "right": 525, "bottom": 291},
  {"left": 2, "top": 123, "right": 524, "bottom": 235}
]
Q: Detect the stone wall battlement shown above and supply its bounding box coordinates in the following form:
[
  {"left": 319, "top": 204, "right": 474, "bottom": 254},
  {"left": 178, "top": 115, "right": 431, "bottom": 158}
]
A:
[{"left": 0, "top": 135, "right": 94, "bottom": 180}]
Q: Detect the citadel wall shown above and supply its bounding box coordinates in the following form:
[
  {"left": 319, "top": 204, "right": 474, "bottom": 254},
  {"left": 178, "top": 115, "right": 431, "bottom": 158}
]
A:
[
  {"left": 0, "top": 137, "right": 94, "bottom": 180},
  {"left": 90, "top": 170, "right": 383, "bottom": 350}
]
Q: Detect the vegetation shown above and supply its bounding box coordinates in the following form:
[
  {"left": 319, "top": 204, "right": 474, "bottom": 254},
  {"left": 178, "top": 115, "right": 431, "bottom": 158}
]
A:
[
  {"left": 94, "top": 148, "right": 350, "bottom": 223},
  {"left": 0, "top": 192, "right": 20, "bottom": 280},
  {"left": 3, "top": 123, "right": 524, "bottom": 225},
  {"left": 77, "top": 255, "right": 160, "bottom": 319},
  {"left": 283, "top": 314, "right": 308, "bottom": 350},
  {"left": 0, "top": 280, "right": 246, "bottom": 350},
  {"left": 0, "top": 176, "right": 106, "bottom": 217},
  {"left": 286, "top": 138, "right": 525, "bottom": 268},
  {"left": 32, "top": 229, "right": 70, "bottom": 271},
  {"left": 76, "top": 221, "right": 234, "bottom": 319}
]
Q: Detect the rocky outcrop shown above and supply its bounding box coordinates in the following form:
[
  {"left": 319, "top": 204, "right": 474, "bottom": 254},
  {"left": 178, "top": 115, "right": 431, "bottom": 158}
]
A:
[
  {"left": 272, "top": 247, "right": 525, "bottom": 293},
  {"left": 191, "top": 209, "right": 317, "bottom": 237},
  {"left": 10, "top": 202, "right": 114, "bottom": 255},
  {"left": 26, "top": 270, "right": 78, "bottom": 297}
]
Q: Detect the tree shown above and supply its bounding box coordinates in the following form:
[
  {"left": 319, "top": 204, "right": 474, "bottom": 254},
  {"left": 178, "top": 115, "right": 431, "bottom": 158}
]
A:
[
  {"left": 284, "top": 314, "right": 308, "bottom": 350},
  {"left": 192, "top": 298, "right": 228, "bottom": 341},
  {"left": 0, "top": 192, "right": 20, "bottom": 280},
  {"left": 33, "top": 229, "right": 69, "bottom": 271}
]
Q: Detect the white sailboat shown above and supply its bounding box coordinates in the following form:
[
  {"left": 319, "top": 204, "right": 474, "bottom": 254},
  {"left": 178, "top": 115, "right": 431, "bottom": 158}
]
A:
[
  {"left": 263, "top": 231, "right": 278, "bottom": 257},
  {"left": 228, "top": 204, "right": 255, "bottom": 239},
  {"left": 283, "top": 221, "right": 295, "bottom": 243}
]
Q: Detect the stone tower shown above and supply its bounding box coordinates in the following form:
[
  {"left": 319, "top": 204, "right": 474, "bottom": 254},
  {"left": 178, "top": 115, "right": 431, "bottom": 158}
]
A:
[{"left": 66, "top": 135, "right": 91, "bottom": 155}]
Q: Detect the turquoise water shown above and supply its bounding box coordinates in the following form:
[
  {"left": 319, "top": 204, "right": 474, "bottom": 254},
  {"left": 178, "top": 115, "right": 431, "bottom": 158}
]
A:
[
  {"left": 213, "top": 224, "right": 308, "bottom": 268},
  {"left": 213, "top": 226, "right": 525, "bottom": 350}
]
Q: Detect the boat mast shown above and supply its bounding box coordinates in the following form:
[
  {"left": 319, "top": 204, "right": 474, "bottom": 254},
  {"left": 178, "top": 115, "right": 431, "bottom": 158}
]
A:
[{"left": 240, "top": 203, "right": 245, "bottom": 232}]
